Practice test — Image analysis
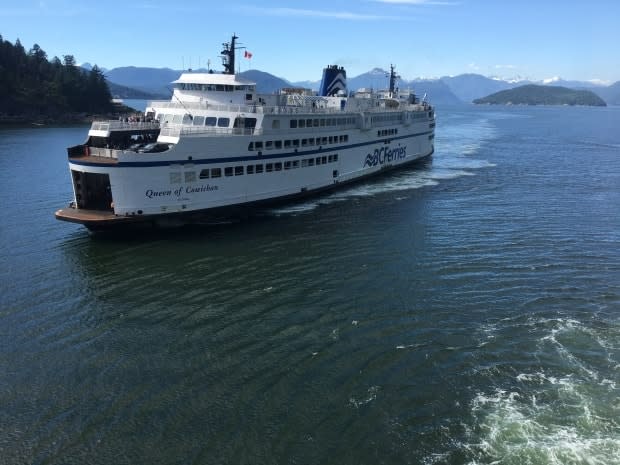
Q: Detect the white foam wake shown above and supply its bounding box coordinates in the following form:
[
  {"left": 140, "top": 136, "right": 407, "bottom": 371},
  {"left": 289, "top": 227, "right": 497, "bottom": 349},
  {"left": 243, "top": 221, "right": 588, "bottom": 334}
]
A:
[
  {"left": 269, "top": 112, "right": 499, "bottom": 216},
  {"left": 463, "top": 316, "right": 620, "bottom": 464}
]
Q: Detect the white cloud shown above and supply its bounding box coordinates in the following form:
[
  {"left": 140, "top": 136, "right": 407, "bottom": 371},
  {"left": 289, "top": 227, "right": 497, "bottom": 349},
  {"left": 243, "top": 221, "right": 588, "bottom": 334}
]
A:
[
  {"left": 468, "top": 62, "right": 480, "bottom": 71},
  {"left": 494, "top": 64, "right": 517, "bottom": 70},
  {"left": 247, "top": 7, "right": 403, "bottom": 21},
  {"left": 587, "top": 78, "right": 611, "bottom": 86}
]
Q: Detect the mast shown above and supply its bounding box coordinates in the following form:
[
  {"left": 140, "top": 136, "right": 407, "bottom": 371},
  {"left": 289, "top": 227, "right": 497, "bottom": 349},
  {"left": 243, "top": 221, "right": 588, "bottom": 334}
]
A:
[
  {"left": 389, "top": 64, "right": 399, "bottom": 96},
  {"left": 220, "top": 34, "right": 239, "bottom": 75}
]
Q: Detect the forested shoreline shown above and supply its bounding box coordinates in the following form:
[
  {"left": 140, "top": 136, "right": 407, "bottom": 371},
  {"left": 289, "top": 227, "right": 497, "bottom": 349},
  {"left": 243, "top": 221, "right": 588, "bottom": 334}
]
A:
[
  {"left": 0, "top": 35, "right": 129, "bottom": 125},
  {"left": 473, "top": 84, "right": 607, "bottom": 106}
]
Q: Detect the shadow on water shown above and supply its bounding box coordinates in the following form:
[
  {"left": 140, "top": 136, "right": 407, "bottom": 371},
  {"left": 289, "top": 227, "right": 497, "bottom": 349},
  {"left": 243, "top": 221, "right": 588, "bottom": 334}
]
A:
[{"left": 54, "top": 169, "right": 437, "bottom": 342}]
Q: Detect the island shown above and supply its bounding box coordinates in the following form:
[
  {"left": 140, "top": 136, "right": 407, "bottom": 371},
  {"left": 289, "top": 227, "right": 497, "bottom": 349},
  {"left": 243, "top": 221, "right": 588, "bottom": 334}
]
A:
[{"left": 473, "top": 84, "right": 607, "bottom": 106}]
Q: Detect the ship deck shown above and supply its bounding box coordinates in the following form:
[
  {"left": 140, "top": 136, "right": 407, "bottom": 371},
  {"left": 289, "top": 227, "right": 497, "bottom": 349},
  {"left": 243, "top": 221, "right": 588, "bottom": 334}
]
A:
[
  {"left": 55, "top": 207, "right": 144, "bottom": 228},
  {"left": 68, "top": 155, "right": 119, "bottom": 164}
]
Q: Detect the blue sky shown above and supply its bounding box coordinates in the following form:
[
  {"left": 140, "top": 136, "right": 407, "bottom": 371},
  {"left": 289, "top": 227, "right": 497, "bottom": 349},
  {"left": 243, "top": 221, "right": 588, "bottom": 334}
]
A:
[{"left": 1, "top": 0, "right": 618, "bottom": 84}]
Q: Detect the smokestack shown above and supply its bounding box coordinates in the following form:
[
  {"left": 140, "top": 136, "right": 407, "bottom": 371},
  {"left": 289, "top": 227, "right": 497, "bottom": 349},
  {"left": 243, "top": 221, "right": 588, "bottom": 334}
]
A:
[{"left": 319, "top": 65, "right": 347, "bottom": 97}]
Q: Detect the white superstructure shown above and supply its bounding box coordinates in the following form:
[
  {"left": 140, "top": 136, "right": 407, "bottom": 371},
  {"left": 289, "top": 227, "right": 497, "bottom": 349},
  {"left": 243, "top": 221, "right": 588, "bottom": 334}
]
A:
[{"left": 56, "top": 35, "right": 435, "bottom": 231}]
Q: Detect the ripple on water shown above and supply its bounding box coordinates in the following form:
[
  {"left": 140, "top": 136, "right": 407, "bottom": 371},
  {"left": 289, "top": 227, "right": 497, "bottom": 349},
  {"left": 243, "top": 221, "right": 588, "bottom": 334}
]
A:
[
  {"left": 2, "top": 106, "right": 620, "bottom": 465},
  {"left": 456, "top": 316, "right": 620, "bottom": 465}
]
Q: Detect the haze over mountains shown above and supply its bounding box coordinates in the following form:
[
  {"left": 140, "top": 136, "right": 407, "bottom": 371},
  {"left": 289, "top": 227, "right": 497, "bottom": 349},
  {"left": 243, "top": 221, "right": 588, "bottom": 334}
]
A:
[{"left": 91, "top": 64, "right": 620, "bottom": 106}]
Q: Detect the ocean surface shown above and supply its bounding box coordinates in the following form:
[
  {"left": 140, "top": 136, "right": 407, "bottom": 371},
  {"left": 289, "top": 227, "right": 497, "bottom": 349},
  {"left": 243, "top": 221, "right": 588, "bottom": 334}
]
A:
[{"left": 1, "top": 104, "right": 619, "bottom": 465}]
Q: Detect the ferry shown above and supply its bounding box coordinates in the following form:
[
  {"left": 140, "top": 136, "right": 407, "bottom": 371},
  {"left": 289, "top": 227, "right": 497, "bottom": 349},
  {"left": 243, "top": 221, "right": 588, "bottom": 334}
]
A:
[{"left": 55, "top": 35, "right": 435, "bottom": 231}]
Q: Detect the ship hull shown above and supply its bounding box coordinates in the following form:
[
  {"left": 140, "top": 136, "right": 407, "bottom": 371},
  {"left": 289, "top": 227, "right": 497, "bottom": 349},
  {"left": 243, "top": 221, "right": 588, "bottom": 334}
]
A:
[{"left": 56, "top": 147, "right": 433, "bottom": 232}]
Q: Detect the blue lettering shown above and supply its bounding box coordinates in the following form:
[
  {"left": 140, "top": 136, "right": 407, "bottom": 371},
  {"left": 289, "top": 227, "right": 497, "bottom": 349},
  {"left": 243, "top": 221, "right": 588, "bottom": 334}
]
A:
[
  {"left": 145, "top": 189, "right": 172, "bottom": 198},
  {"left": 363, "top": 145, "right": 406, "bottom": 168},
  {"left": 185, "top": 184, "right": 218, "bottom": 194}
]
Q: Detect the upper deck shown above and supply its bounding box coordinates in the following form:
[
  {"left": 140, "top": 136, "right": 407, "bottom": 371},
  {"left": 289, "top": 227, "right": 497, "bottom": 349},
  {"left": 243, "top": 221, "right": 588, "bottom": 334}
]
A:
[
  {"left": 88, "top": 120, "right": 160, "bottom": 138},
  {"left": 147, "top": 95, "right": 432, "bottom": 117}
]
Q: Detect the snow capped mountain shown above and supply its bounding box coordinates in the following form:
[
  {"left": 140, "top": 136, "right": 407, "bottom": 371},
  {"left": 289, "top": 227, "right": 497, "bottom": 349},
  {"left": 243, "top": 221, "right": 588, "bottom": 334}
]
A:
[
  {"left": 78, "top": 62, "right": 108, "bottom": 72},
  {"left": 540, "top": 77, "right": 608, "bottom": 89},
  {"left": 92, "top": 63, "right": 619, "bottom": 106}
]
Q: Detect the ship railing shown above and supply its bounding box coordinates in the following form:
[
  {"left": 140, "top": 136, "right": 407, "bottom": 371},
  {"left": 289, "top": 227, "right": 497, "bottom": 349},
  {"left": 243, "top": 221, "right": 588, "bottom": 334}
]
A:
[
  {"left": 147, "top": 100, "right": 389, "bottom": 115},
  {"left": 159, "top": 125, "right": 262, "bottom": 138},
  {"left": 86, "top": 146, "right": 121, "bottom": 159},
  {"left": 89, "top": 120, "right": 160, "bottom": 132},
  {"left": 147, "top": 100, "right": 431, "bottom": 123},
  {"left": 148, "top": 100, "right": 258, "bottom": 113}
]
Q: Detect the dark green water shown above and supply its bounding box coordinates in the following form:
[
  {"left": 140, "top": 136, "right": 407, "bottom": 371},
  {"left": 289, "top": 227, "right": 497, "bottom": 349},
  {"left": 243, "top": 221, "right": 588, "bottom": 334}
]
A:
[{"left": 1, "top": 105, "right": 619, "bottom": 464}]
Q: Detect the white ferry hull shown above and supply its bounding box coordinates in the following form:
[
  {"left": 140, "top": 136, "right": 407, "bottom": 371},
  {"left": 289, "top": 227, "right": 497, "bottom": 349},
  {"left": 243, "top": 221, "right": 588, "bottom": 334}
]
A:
[{"left": 57, "top": 131, "right": 434, "bottom": 231}]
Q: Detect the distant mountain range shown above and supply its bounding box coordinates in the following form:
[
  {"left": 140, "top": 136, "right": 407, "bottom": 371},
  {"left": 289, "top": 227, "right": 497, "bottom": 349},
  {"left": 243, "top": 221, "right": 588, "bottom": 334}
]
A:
[
  {"left": 594, "top": 81, "right": 620, "bottom": 105},
  {"left": 104, "top": 66, "right": 181, "bottom": 98},
  {"left": 92, "top": 64, "right": 620, "bottom": 106}
]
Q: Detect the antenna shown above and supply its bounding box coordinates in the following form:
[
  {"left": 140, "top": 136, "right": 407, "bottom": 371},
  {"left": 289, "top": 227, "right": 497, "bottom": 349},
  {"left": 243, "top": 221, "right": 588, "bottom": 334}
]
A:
[
  {"left": 220, "top": 34, "right": 245, "bottom": 75},
  {"left": 165, "top": 84, "right": 194, "bottom": 120},
  {"left": 389, "top": 64, "right": 400, "bottom": 96},
  {"left": 173, "top": 91, "right": 193, "bottom": 119}
]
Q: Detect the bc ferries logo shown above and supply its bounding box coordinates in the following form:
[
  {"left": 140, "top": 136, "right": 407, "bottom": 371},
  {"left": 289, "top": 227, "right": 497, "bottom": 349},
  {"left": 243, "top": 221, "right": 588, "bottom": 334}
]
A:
[{"left": 364, "top": 146, "right": 407, "bottom": 167}]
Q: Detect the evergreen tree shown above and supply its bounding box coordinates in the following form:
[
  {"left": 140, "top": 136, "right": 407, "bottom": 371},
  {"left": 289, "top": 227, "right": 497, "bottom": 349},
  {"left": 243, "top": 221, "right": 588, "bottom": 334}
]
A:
[
  {"left": 87, "top": 65, "right": 112, "bottom": 111},
  {"left": 0, "top": 37, "right": 115, "bottom": 119}
]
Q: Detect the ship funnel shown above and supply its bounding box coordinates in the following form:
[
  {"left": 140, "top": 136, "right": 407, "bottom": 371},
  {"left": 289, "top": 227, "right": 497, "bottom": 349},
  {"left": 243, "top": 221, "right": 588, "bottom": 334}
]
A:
[{"left": 319, "top": 65, "right": 347, "bottom": 97}]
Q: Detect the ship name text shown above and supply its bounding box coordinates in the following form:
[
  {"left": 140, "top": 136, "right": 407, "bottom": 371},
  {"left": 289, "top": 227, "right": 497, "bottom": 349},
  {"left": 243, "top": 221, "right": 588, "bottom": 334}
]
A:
[{"left": 145, "top": 184, "right": 218, "bottom": 199}]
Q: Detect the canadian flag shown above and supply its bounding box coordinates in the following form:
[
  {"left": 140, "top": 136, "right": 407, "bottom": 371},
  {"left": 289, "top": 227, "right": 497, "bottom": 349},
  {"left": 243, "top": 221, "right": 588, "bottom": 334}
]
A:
[{"left": 244, "top": 50, "right": 253, "bottom": 59}]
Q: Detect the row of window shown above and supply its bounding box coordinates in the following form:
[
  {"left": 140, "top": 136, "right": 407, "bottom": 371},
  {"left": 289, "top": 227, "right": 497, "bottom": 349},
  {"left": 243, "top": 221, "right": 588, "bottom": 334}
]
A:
[
  {"left": 159, "top": 111, "right": 431, "bottom": 131},
  {"left": 159, "top": 113, "right": 233, "bottom": 128},
  {"left": 372, "top": 114, "right": 403, "bottom": 123},
  {"left": 177, "top": 83, "right": 256, "bottom": 92},
  {"left": 248, "top": 135, "right": 349, "bottom": 152},
  {"left": 158, "top": 114, "right": 260, "bottom": 130},
  {"left": 156, "top": 114, "right": 342, "bottom": 131},
  {"left": 412, "top": 112, "right": 430, "bottom": 119},
  {"left": 378, "top": 128, "right": 398, "bottom": 137},
  {"left": 290, "top": 117, "right": 357, "bottom": 129},
  {"left": 177, "top": 154, "right": 340, "bottom": 182}
]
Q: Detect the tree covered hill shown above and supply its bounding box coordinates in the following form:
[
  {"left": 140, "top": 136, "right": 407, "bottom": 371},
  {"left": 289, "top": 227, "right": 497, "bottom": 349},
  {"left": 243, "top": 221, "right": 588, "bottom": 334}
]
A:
[
  {"left": 473, "top": 84, "right": 606, "bottom": 106},
  {"left": 107, "top": 81, "right": 164, "bottom": 100},
  {"left": 0, "top": 35, "right": 115, "bottom": 122}
]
